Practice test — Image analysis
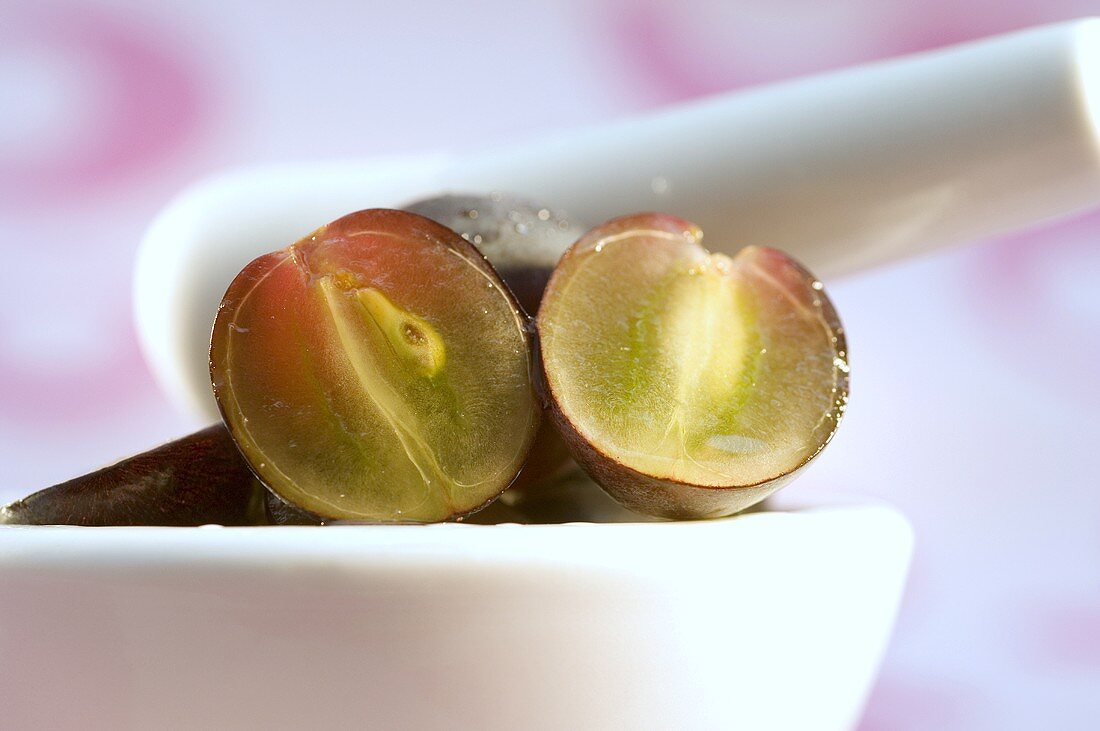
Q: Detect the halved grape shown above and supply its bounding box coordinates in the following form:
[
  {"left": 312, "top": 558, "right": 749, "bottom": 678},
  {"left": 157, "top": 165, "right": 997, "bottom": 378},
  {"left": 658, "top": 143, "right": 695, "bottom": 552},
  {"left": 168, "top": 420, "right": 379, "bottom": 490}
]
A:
[
  {"left": 538, "top": 213, "right": 848, "bottom": 519},
  {"left": 210, "top": 209, "right": 541, "bottom": 522}
]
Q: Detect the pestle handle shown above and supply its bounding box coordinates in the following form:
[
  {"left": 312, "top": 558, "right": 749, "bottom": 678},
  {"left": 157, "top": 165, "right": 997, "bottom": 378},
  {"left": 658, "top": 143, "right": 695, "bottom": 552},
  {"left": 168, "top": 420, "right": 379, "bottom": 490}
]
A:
[{"left": 452, "top": 18, "right": 1100, "bottom": 278}]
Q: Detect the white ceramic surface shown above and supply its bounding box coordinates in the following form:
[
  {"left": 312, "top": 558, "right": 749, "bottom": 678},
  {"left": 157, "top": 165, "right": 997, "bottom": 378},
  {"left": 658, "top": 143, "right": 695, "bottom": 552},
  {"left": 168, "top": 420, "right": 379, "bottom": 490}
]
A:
[
  {"left": 0, "top": 500, "right": 912, "bottom": 731},
  {"left": 135, "top": 19, "right": 1100, "bottom": 420}
]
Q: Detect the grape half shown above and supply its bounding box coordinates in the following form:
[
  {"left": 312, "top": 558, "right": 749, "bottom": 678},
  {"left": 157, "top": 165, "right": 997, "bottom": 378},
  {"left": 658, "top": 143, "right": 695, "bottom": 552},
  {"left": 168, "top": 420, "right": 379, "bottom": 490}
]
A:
[{"left": 210, "top": 209, "right": 541, "bottom": 522}]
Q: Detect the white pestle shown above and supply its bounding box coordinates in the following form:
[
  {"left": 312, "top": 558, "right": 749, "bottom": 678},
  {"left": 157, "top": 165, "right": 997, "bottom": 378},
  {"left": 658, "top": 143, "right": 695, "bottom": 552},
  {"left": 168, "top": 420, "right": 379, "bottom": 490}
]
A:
[{"left": 136, "top": 18, "right": 1100, "bottom": 420}]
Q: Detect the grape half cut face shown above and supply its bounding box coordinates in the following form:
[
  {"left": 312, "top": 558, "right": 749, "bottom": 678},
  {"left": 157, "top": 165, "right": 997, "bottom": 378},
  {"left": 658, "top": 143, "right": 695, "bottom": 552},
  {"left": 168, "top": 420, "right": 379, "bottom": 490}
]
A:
[
  {"left": 210, "top": 209, "right": 541, "bottom": 523},
  {"left": 537, "top": 213, "right": 848, "bottom": 519}
]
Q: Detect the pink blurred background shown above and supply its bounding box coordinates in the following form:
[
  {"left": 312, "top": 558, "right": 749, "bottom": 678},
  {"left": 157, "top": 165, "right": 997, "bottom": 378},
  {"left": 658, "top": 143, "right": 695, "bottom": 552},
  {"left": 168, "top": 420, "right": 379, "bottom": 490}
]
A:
[{"left": 1, "top": 1, "right": 1098, "bottom": 728}]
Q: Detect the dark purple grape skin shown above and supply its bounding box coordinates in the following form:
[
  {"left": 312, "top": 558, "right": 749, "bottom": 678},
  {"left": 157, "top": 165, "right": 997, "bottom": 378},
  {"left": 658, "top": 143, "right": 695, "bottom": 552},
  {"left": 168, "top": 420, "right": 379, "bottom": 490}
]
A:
[
  {"left": 263, "top": 491, "right": 326, "bottom": 525},
  {"left": 0, "top": 425, "right": 265, "bottom": 527},
  {"left": 403, "top": 193, "right": 586, "bottom": 317}
]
